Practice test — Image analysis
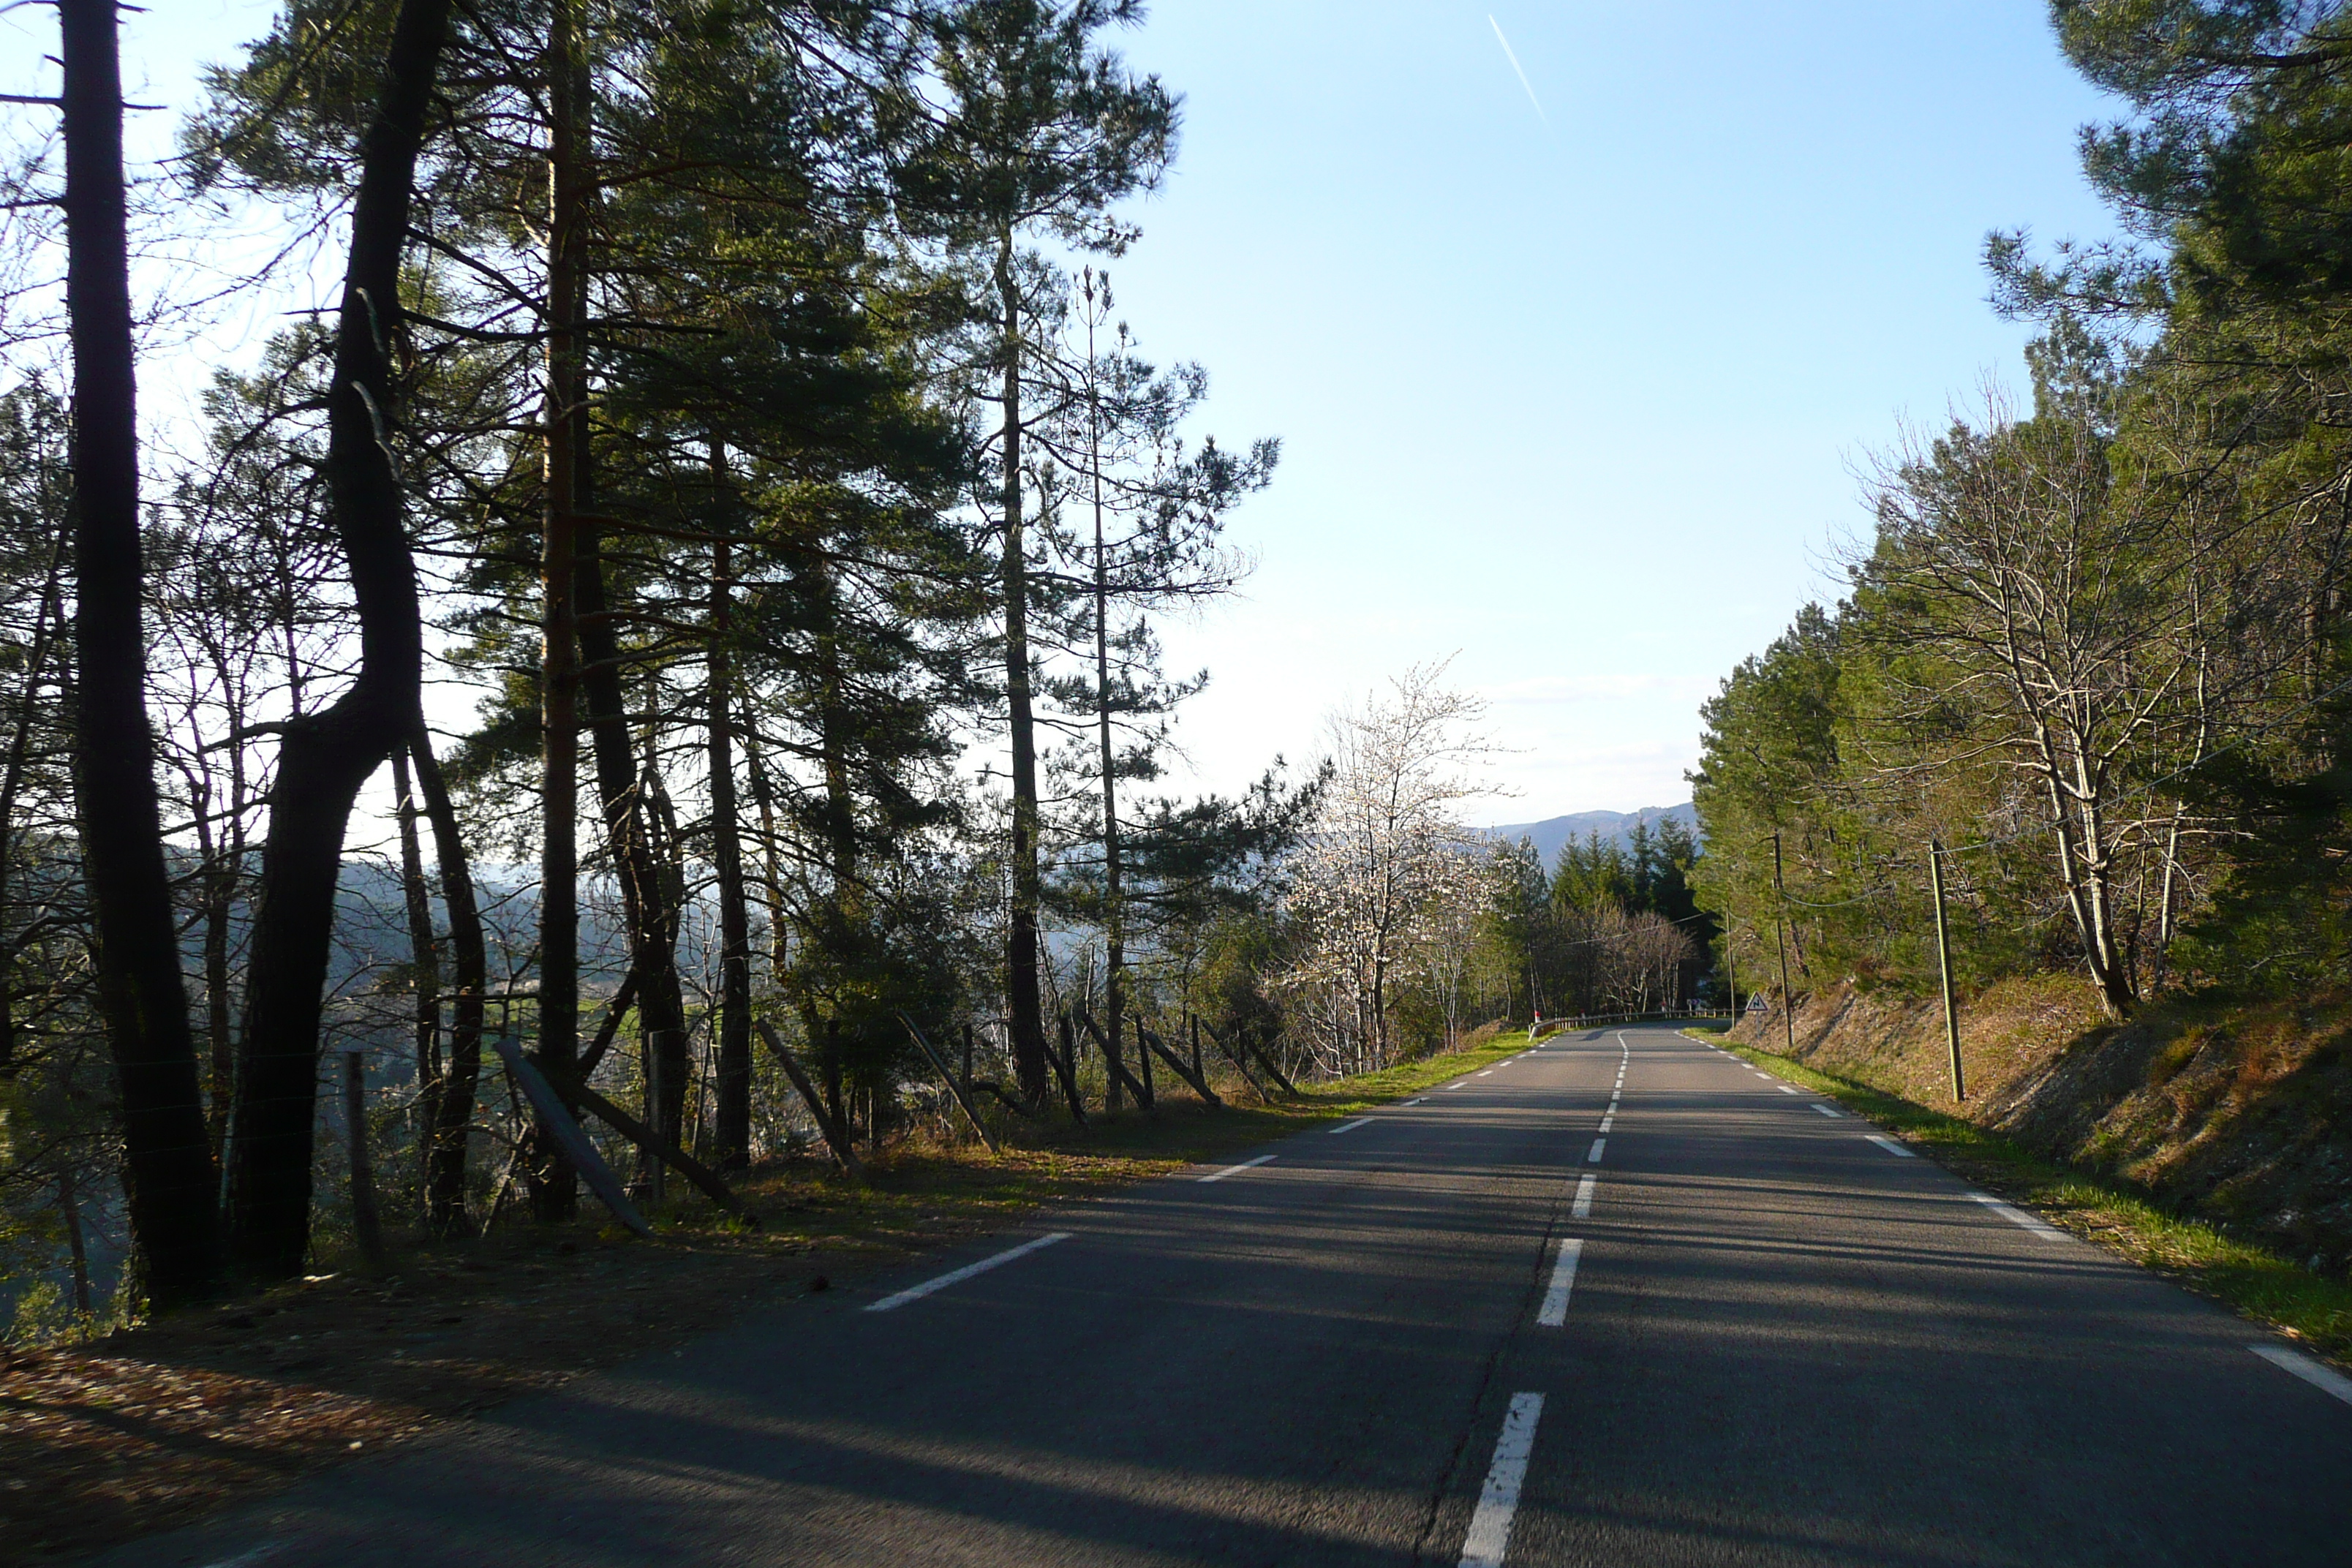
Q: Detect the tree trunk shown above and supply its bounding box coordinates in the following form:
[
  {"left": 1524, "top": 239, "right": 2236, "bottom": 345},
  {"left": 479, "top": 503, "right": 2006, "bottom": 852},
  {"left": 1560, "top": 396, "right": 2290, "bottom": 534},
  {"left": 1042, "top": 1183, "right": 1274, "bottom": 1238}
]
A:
[
  {"left": 222, "top": 0, "right": 451, "bottom": 1284},
  {"left": 412, "top": 722, "right": 485, "bottom": 1235},
  {"left": 61, "top": 0, "right": 220, "bottom": 1306},
  {"left": 740, "top": 705, "right": 789, "bottom": 974},
  {"left": 530, "top": 0, "right": 588, "bottom": 1222},
  {"left": 391, "top": 747, "right": 440, "bottom": 1202},
  {"left": 59, "top": 1164, "right": 91, "bottom": 1317},
  {"left": 1087, "top": 316, "right": 1128, "bottom": 1116},
  {"left": 707, "top": 514, "right": 753, "bottom": 1172},
  {"left": 0, "top": 535, "right": 62, "bottom": 1081},
  {"left": 575, "top": 527, "right": 690, "bottom": 1153},
  {"left": 998, "top": 231, "right": 1049, "bottom": 1107},
  {"left": 807, "top": 557, "right": 864, "bottom": 1118}
]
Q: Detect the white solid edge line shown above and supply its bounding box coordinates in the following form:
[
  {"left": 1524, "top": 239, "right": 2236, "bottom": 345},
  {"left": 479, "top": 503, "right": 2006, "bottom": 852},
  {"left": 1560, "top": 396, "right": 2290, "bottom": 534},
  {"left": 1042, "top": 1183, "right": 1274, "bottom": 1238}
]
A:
[
  {"left": 2250, "top": 1344, "right": 2352, "bottom": 1407},
  {"left": 198, "top": 1546, "right": 288, "bottom": 1568},
  {"left": 1199, "top": 1153, "right": 1278, "bottom": 1184},
  {"left": 1572, "top": 1173, "right": 1597, "bottom": 1218},
  {"left": 866, "top": 1232, "right": 1074, "bottom": 1313},
  {"left": 1587, "top": 1137, "right": 1606, "bottom": 1164},
  {"left": 1865, "top": 1134, "right": 1916, "bottom": 1158},
  {"left": 1969, "top": 1192, "right": 2064, "bottom": 1239},
  {"left": 1458, "top": 1392, "right": 1545, "bottom": 1568},
  {"left": 1330, "top": 1116, "right": 1375, "bottom": 1135},
  {"left": 1811, "top": 1103, "right": 1841, "bottom": 1117},
  {"left": 1537, "top": 1237, "right": 1584, "bottom": 1327}
]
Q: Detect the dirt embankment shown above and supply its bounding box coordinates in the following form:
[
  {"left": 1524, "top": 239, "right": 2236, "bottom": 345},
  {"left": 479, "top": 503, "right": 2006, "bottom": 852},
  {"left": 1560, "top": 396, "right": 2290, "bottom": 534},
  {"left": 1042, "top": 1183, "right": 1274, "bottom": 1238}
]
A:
[{"left": 1731, "top": 976, "right": 2352, "bottom": 1273}]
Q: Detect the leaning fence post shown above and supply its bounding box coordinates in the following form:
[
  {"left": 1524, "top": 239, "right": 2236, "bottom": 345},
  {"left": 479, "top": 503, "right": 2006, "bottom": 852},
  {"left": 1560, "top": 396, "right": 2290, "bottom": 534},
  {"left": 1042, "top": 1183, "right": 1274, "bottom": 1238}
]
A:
[
  {"left": 342, "top": 1049, "right": 387, "bottom": 1267},
  {"left": 492, "top": 1038, "right": 655, "bottom": 1235},
  {"left": 1929, "top": 838, "right": 1966, "bottom": 1102}
]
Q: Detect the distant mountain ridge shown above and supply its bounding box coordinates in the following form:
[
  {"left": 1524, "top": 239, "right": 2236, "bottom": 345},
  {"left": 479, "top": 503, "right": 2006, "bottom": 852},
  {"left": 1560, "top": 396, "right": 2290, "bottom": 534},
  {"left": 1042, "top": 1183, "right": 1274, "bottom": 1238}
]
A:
[{"left": 1481, "top": 803, "right": 1699, "bottom": 867}]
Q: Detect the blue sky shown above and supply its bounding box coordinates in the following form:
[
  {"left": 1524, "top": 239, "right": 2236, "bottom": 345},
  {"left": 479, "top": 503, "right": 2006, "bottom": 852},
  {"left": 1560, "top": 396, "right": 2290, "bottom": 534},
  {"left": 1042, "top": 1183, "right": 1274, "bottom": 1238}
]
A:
[
  {"left": 19, "top": 0, "right": 2130, "bottom": 823},
  {"left": 1098, "top": 1, "right": 2127, "bottom": 820}
]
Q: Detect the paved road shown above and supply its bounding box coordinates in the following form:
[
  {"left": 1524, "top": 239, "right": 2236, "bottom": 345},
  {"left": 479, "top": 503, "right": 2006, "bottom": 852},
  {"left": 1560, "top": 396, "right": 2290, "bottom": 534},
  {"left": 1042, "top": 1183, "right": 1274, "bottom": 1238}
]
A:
[{"left": 105, "top": 1025, "right": 2352, "bottom": 1567}]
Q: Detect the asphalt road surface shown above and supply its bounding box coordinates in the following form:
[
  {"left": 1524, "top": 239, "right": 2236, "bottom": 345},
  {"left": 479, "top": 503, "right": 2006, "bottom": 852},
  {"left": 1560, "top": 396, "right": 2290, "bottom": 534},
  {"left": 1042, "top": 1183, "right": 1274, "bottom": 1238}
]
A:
[{"left": 102, "top": 1023, "right": 2352, "bottom": 1567}]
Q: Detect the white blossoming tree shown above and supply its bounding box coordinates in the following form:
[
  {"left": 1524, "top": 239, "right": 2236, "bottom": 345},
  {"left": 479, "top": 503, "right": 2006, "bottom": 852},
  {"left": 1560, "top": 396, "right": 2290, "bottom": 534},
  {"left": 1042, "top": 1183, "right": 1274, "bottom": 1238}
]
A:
[{"left": 1281, "top": 664, "right": 1502, "bottom": 1071}]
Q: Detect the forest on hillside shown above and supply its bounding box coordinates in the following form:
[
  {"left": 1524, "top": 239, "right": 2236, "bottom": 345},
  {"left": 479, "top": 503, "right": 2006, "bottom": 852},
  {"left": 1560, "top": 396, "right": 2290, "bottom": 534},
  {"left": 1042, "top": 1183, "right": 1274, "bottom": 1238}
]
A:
[{"left": 1693, "top": 3, "right": 2352, "bottom": 1038}]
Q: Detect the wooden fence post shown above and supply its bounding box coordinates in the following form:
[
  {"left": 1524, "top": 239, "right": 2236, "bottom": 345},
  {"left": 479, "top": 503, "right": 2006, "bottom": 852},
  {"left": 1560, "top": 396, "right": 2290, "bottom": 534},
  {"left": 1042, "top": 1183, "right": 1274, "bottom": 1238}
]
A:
[{"left": 342, "top": 1050, "right": 386, "bottom": 1267}]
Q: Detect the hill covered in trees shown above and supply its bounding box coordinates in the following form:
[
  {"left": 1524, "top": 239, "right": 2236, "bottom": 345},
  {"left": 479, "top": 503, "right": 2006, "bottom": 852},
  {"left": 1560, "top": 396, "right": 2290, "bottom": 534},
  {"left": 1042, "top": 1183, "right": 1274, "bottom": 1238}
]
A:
[
  {"left": 1684, "top": 5, "right": 2352, "bottom": 1274},
  {"left": 1484, "top": 804, "right": 1697, "bottom": 868},
  {"left": 1692, "top": 5, "right": 2352, "bottom": 1025}
]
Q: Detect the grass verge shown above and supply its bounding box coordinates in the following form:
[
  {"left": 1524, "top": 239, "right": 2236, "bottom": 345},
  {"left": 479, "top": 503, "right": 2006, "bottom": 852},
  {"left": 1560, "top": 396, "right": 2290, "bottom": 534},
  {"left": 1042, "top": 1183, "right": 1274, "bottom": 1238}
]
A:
[{"left": 1693, "top": 1027, "right": 2352, "bottom": 1366}]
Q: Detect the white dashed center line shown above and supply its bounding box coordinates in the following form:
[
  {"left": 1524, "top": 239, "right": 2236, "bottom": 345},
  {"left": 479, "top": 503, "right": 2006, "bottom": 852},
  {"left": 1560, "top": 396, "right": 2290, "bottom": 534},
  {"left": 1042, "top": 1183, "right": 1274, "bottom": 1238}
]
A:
[
  {"left": 1402, "top": 1097, "right": 1428, "bottom": 1107},
  {"left": 1537, "top": 1237, "right": 1584, "bottom": 1327},
  {"left": 1572, "top": 1173, "right": 1597, "bottom": 1218},
  {"left": 1864, "top": 1134, "right": 1915, "bottom": 1158},
  {"left": 866, "top": 1232, "right": 1073, "bottom": 1313},
  {"left": 1970, "top": 1192, "right": 2064, "bottom": 1238},
  {"left": 197, "top": 1545, "right": 287, "bottom": 1568},
  {"left": 1198, "top": 1154, "right": 1278, "bottom": 1183},
  {"left": 1597, "top": 1115, "right": 1614, "bottom": 1133},
  {"left": 1587, "top": 1137, "right": 1607, "bottom": 1164},
  {"left": 1778, "top": 1085, "right": 1801, "bottom": 1096},
  {"left": 1458, "top": 1392, "right": 1545, "bottom": 1568},
  {"left": 1811, "top": 1103, "right": 1841, "bottom": 1117},
  {"left": 1329, "top": 1117, "right": 1374, "bottom": 1136}
]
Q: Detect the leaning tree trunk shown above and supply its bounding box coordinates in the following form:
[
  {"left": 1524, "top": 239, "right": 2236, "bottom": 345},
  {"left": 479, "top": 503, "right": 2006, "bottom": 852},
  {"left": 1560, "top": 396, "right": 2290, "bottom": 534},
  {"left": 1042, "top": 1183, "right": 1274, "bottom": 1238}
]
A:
[
  {"left": 412, "top": 723, "right": 486, "bottom": 1234},
  {"left": 575, "top": 515, "right": 690, "bottom": 1149},
  {"left": 391, "top": 747, "right": 440, "bottom": 1172},
  {"left": 59, "top": 0, "right": 219, "bottom": 1308},
  {"left": 223, "top": 0, "right": 451, "bottom": 1281},
  {"left": 997, "top": 230, "right": 1049, "bottom": 1107}
]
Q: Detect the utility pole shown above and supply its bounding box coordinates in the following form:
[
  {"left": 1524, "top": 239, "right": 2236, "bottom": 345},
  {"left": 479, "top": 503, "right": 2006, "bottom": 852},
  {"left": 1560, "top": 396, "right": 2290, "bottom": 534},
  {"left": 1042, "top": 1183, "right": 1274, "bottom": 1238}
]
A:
[
  {"left": 1771, "top": 831, "right": 1795, "bottom": 1057},
  {"left": 1929, "top": 838, "right": 1965, "bottom": 1101},
  {"left": 1723, "top": 918, "right": 1737, "bottom": 1023}
]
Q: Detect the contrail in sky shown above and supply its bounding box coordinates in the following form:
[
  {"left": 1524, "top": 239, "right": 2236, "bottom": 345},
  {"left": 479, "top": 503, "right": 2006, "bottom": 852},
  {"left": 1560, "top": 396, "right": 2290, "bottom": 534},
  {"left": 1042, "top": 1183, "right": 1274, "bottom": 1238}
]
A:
[{"left": 1488, "top": 15, "right": 1550, "bottom": 129}]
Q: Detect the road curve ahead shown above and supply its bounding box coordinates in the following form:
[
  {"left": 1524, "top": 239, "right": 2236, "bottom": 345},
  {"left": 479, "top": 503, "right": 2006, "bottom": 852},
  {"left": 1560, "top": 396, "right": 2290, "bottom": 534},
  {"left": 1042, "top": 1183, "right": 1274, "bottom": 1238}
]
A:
[{"left": 103, "top": 1025, "right": 2352, "bottom": 1567}]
